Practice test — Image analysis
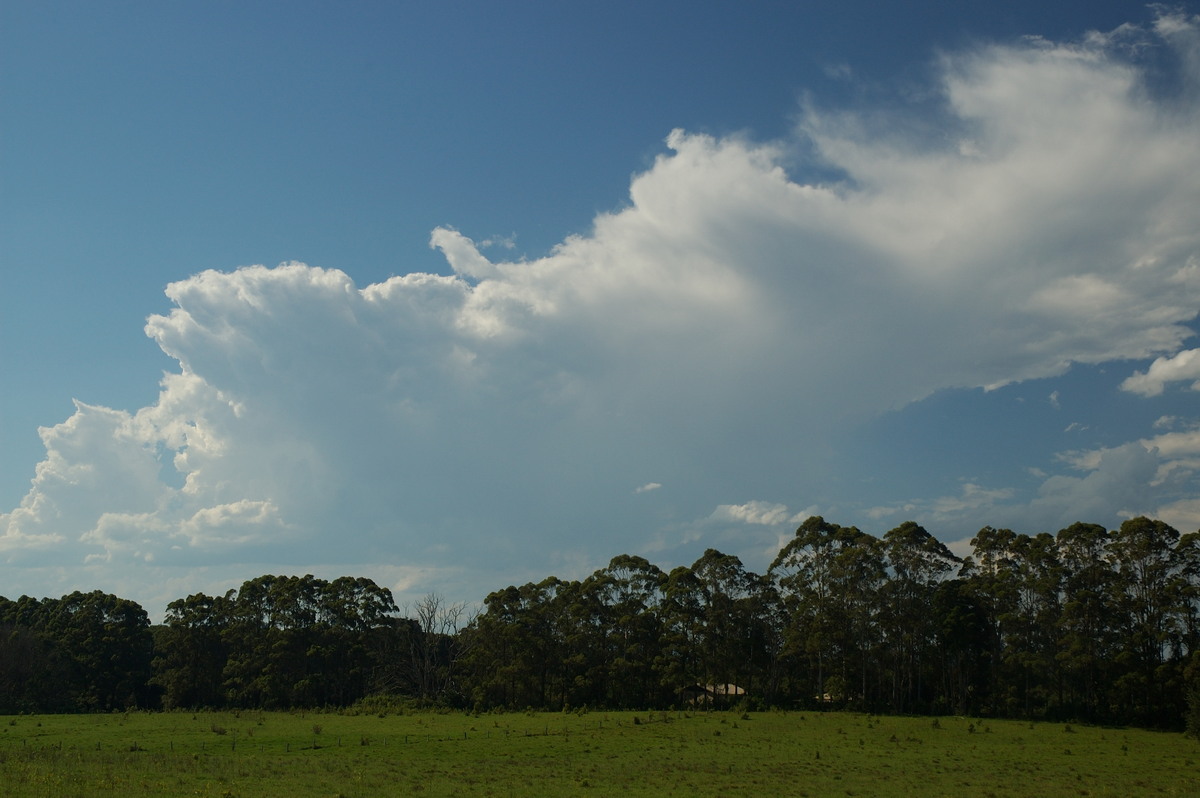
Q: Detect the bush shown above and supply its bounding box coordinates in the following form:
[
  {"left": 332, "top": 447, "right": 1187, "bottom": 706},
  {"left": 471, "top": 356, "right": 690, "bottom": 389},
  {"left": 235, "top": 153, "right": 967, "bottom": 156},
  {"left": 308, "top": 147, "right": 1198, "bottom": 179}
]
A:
[
  {"left": 1186, "top": 653, "right": 1200, "bottom": 739},
  {"left": 1185, "top": 683, "right": 1200, "bottom": 739}
]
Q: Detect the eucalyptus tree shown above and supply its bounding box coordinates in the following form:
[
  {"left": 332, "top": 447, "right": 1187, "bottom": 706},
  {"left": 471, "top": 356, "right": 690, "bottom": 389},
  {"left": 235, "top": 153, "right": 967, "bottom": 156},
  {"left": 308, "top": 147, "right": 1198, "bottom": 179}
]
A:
[
  {"left": 0, "top": 622, "right": 70, "bottom": 713},
  {"left": 691, "top": 549, "right": 774, "bottom": 699},
  {"left": 658, "top": 564, "right": 706, "bottom": 700},
  {"left": 154, "top": 574, "right": 401, "bottom": 709},
  {"left": 461, "top": 577, "right": 575, "bottom": 709},
  {"left": 770, "top": 517, "right": 886, "bottom": 708},
  {"left": 153, "top": 591, "right": 234, "bottom": 709},
  {"left": 581, "top": 555, "right": 666, "bottom": 708},
  {"left": 318, "top": 576, "right": 399, "bottom": 705},
  {"left": 930, "top": 574, "right": 991, "bottom": 715},
  {"left": 880, "top": 521, "right": 960, "bottom": 713},
  {"left": 964, "top": 526, "right": 1020, "bottom": 713},
  {"left": 221, "top": 574, "right": 313, "bottom": 707},
  {"left": 1006, "top": 532, "right": 1063, "bottom": 716},
  {"left": 44, "top": 590, "right": 154, "bottom": 711},
  {"left": 0, "top": 596, "right": 75, "bottom": 712},
  {"left": 1106, "top": 516, "right": 1186, "bottom": 726},
  {"left": 1178, "top": 531, "right": 1200, "bottom": 737},
  {"left": 968, "top": 528, "right": 1068, "bottom": 716},
  {"left": 0, "top": 591, "right": 153, "bottom": 712},
  {"left": 1179, "top": 531, "right": 1200, "bottom": 661},
  {"left": 1055, "top": 521, "right": 1116, "bottom": 721}
]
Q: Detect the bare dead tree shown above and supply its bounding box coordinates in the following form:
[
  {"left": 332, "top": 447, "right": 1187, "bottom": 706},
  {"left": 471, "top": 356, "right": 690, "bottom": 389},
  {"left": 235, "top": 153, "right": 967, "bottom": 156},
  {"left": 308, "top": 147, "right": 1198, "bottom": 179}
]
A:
[{"left": 405, "top": 593, "right": 477, "bottom": 702}]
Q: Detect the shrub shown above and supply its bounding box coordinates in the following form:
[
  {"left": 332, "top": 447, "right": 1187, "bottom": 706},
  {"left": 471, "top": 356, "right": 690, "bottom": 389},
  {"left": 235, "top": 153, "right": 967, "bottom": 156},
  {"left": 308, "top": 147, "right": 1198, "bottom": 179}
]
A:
[{"left": 1185, "top": 682, "right": 1200, "bottom": 739}]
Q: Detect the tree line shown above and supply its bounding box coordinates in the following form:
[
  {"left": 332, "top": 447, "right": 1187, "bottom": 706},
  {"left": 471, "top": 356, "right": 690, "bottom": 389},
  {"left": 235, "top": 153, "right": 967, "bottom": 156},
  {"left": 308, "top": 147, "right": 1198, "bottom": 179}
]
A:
[{"left": 1, "top": 516, "right": 1198, "bottom": 732}]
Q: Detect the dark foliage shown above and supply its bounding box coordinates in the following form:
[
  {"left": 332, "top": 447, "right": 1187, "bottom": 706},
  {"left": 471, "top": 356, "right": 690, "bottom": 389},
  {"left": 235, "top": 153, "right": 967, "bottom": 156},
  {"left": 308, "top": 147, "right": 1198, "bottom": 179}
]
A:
[
  {"left": 457, "top": 517, "right": 1198, "bottom": 730},
  {"left": 1, "top": 516, "right": 1196, "bottom": 731},
  {"left": 0, "top": 591, "right": 153, "bottom": 712}
]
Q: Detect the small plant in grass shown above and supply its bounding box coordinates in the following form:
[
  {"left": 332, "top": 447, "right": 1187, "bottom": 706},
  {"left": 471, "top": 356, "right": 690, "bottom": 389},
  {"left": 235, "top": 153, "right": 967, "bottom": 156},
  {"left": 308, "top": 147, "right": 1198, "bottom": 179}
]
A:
[
  {"left": 210, "top": 724, "right": 227, "bottom": 735},
  {"left": 312, "top": 724, "right": 323, "bottom": 735}
]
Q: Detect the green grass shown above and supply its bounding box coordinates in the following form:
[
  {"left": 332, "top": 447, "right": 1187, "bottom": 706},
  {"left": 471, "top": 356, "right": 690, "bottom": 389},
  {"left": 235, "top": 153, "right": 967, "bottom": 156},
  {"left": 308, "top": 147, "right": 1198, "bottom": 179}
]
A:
[{"left": 1, "top": 709, "right": 1196, "bottom": 797}]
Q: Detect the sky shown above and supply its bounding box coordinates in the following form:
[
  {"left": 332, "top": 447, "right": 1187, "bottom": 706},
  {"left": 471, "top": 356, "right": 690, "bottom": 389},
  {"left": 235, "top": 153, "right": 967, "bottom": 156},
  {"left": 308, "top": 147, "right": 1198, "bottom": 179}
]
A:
[{"left": 3, "top": 1, "right": 1200, "bottom": 619}]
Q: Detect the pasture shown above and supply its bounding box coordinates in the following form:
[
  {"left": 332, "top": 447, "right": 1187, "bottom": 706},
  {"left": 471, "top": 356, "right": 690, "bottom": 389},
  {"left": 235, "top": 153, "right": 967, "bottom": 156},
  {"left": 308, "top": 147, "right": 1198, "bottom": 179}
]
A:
[{"left": 0, "top": 709, "right": 1196, "bottom": 797}]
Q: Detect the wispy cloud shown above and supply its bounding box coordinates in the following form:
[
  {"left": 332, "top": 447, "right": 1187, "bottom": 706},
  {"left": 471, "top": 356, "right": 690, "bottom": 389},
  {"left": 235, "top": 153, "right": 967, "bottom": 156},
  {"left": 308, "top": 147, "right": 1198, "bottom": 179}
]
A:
[
  {"left": 479, "top": 233, "right": 518, "bottom": 251},
  {"left": 709, "top": 501, "right": 809, "bottom": 527}
]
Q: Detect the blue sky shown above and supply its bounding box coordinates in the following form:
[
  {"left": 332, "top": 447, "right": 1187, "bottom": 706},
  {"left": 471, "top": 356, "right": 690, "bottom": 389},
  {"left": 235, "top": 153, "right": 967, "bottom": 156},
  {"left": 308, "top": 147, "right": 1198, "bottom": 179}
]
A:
[{"left": 4, "top": 1, "right": 1200, "bottom": 618}]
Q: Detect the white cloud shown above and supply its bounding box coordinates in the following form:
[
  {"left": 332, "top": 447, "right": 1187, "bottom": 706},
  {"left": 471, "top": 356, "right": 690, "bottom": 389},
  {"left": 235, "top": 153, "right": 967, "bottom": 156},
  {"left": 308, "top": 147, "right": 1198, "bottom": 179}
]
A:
[
  {"left": 634, "top": 483, "right": 662, "bottom": 494},
  {"left": 1020, "top": 442, "right": 1161, "bottom": 528},
  {"left": 898, "top": 441, "right": 1165, "bottom": 539},
  {"left": 940, "top": 433, "right": 1197, "bottom": 538},
  {"left": 1142, "top": 427, "right": 1200, "bottom": 460},
  {"left": 930, "top": 483, "right": 1016, "bottom": 518},
  {"left": 1121, "top": 346, "right": 1200, "bottom": 396},
  {"left": 1151, "top": 497, "right": 1200, "bottom": 533},
  {"left": 4, "top": 14, "right": 1200, "bottom": 612},
  {"left": 710, "top": 501, "right": 808, "bottom": 527},
  {"left": 863, "top": 504, "right": 923, "bottom": 522},
  {"left": 643, "top": 500, "right": 820, "bottom": 574}
]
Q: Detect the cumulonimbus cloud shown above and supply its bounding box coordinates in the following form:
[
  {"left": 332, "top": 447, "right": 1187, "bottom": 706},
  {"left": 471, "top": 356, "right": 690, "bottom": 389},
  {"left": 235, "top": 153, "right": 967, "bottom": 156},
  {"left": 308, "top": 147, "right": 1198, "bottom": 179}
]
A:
[{"left": 3, "top": 11, "right": 1199, "bottom": 611}]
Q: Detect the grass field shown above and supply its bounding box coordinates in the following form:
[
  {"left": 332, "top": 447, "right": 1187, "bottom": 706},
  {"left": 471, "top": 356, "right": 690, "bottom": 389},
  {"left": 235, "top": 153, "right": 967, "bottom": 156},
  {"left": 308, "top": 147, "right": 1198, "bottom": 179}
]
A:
[{"left": 1, "top": 709, "right": 1196, "bottom": 797}]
